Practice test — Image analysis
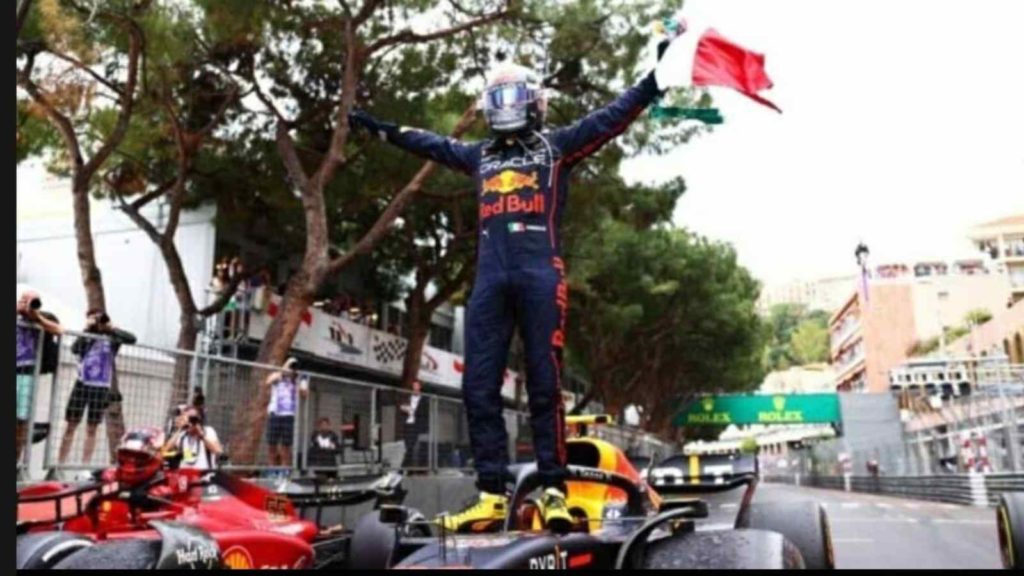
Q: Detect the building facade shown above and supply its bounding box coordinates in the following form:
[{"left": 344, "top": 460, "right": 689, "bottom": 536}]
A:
[
  {"left": 830, "top": 260, "right": 1011, "bottom": 393},
  {"left": 968, "top": 214, "right": 1024, "bottom": 304},
  {"left": 757, "top": 275, "right": 858, "bottom": 316}
]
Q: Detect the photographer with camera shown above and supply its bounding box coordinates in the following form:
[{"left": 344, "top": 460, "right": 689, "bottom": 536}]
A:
[
  {"left": 16, "top": 290, "right": 62, "bottom": 463},
  {"left": 164, "top": 405, "right": 222, "bottom": 471},
  {"left": 58, "top": 309, "right": 137, "bottom": 465}
]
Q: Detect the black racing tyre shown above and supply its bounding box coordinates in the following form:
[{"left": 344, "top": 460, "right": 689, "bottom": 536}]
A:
[
  {"left": 349, "top": 509, "right": 400, "bottom": 570},
  {"left": 641, "top": 529, "right": 803, "bottom": 569},
  {"left": 997, "top": 492, "right": 1024, "bottom": 570},
  {"left": 738, "top": 500, "right": 835, "bottom": 570},
  {"left": 16, "top": 532, "right": 94, "bottom": 569},
  {"left": 52, "top": 538, "right": 161, "bottom": 570}
]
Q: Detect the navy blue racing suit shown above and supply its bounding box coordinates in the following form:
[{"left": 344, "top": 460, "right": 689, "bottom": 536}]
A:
[{"left": 353, "top": 72, "right": 662, "bottom": 492}]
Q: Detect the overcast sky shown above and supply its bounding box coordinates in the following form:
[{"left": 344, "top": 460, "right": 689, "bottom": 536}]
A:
[{"left": 622, "top": 0, "right": 1024, "bottom": 286}]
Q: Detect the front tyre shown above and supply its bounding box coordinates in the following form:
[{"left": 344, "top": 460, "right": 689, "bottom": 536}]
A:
[
  {"left": 16, "top": 532, "right": 94, "bottom": 569},
  {"left": 738, "top": 500, "right": 834, "bottom": 570},
  {"left": 52, "top": 539, "right": 161, "bottom": 570},
  {"left": 998, "top": 493, "right": 1024, "bottom": 569}
]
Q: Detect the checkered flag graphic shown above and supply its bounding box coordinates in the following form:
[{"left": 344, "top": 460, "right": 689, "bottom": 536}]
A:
[{"left": 372, "top": 335, "right": 407, "bottom": 365}]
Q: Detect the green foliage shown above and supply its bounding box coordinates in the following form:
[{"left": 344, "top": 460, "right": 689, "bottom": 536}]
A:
[
  {"left": 763, "top": 304, "right": 831, "bottom": 371},
  {"left": 17, "top": 1, "right": 765, "bottom": 441},
  {"left": 790, "top": 316, "right": 830, "bottom": 365},
  {"left": 739, "top": 437, "right": 759, "bottom": 455},
  {"left": 568, "top": 220, "right": 766, "bottom": 433},
  {"left": 907, "top": 325, "right": 973, "bottom": 357},
  {"left": 964, "top": 308, "right": 993, "bottom": 326}
]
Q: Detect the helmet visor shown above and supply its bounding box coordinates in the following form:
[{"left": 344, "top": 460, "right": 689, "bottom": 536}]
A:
[{"left": 484, "top": 82, "right": 537, "bottom": 111}]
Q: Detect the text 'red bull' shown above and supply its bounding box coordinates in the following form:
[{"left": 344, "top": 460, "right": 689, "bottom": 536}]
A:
[{"left": 480, "top": 194, "right": 545, "bottom": 220}]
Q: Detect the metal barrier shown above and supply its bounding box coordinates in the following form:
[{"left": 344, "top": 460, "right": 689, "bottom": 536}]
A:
[
  {"left": 765, "top": 472, "right": 1024, "bottom": 507},
  {"left": 18, "top": 327, "right": 670, "bottom": 481}
]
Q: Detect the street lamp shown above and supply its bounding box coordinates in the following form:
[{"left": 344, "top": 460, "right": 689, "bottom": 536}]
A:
[
  {"left": 854, "top": 242, "right": 870, "bottom": 268},
  {"left": 855, "top": 242, "right": 870, "bottom": 303}
]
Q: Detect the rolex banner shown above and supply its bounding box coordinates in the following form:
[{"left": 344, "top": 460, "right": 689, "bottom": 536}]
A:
[{"left": 675, "top": 393, "right": 841, "bottom": 426}]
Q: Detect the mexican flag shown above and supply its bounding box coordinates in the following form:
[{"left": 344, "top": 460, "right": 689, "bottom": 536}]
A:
[{"left": 660, "top": 25, "right": 782, "bottom": 113}]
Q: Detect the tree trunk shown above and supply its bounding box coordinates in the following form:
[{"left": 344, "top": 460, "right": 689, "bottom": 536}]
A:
[
  {"left": 72, "top": 176, "right": 106, "bottom": 313},
  {"left": 172, "top": 318, "right": 199, "bottom": 404},
  {"left": 400, "top": 289, "right": 429, "bottom": 388},
  {"left": 16, "top": 0, "right": 32, "bottom": 39},
  {"left": 158, "top": 238, "right": 201, "bottom": 408},
  {"left": 232, "top": 275, "right": 316, "bottom": 464}
]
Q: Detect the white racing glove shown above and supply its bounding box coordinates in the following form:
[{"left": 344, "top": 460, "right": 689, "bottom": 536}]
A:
[{"left": 653, "top": 15, "right": 702, "bottom": 92}]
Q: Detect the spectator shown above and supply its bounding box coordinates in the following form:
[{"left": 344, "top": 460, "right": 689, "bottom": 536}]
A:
[
  {"left": 210, "top": 258, "right": 230, "bottom": 296},
  {"left": 58, "top": 309, "right": 137, "bottom": 465},
  {"left": 308, "top": 417, "right": 341, "bottom": 473},
  {"left": 400, "top": 380, "right": 428, "bottom": 469},
  {"left": 16, "top": 290, "right": 63, "bottom": 463},
  {"left": 191, "top": 386, "right": 207, "bottom": 423},
  {"left": 166, "top": 403, "right": 189, "bottom": 438},
  {"left": 164, "top": 405, "right": 222, "bottom": 471},
  {"left": 249, "top": 268, "right": 272, "bottom": 313},
  {"left": 264, "top": 358, "right": 309, "bottom": 471}
]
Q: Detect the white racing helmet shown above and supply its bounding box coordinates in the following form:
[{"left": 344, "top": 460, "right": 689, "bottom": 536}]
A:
[{"left": 480, "top": 63, "right": 547, "bottom": 135}]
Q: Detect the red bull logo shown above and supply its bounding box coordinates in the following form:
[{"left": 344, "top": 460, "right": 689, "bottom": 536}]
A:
[
  {"left": 480, "top": 194, "right": 545, "bottom": 220},
  {"left": 482, "top": 170, "right": 539, "bottom": 195}
]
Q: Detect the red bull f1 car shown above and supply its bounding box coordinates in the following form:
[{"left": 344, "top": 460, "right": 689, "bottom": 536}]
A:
[{"left": 347, "top": 415, "right": 835, "bottom": 570}]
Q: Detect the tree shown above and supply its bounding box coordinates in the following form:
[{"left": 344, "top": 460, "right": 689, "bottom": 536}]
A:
[
  {"left": 568, "top": 220, "right": 766, "bottom": 436},
  {"left": 195, "top": 0, "right": 514, "bottom": 463},
  {"left": 17, "top": 0, "right": 150, "bottom": 458},
  {"left": 101, "top": 3, "right": 246, "bottom": 407},
  {"left": 964, "top": 308, "right": 993, "bottom": 326},
  {"left": 391, "top": 185, "right": 478, "bottom": 388},
  {"left": 17, "top": 0, "right": 146, "bottom": 312},
  {"left": 790, "top": 316, "right": 830, "bottom": 365},
  {"left": 762, "top": 305, "right": 831, "bottom": 371},
  {"left": 207, "top": 0, "right": 697, "bottom": 462}
]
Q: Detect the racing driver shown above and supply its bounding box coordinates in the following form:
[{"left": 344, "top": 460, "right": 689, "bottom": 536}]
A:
[{"left": 350, "top": 43, "right": 682, "bottom": 533}]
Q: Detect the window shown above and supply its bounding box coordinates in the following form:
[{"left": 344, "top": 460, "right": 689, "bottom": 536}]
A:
[{"left": 429, "top": 324, "right": 454, "bottom": 352}]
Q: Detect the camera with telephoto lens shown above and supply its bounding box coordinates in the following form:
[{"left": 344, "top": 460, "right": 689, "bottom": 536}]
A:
[
  {"left": 30, "top": 298, "right": 42, "bottom": 310},
  {"left": 188, "top": 414, "right": 201, "bottom": 426}
]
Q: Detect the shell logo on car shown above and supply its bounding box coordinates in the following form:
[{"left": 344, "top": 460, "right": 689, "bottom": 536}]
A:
[{"left": 222, "top": 546, "right": 253, "bottom": 569}]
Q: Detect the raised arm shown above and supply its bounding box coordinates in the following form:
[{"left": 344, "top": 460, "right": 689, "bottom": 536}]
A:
[
  {"left": 35, "top": 311, "right": 64, "bottom": 336},
  {"left": 549, "top": 72, "right": 662, "bottom": 166},
  {"left": 349, "top": 109, "right": 480, "bottom": 174}
]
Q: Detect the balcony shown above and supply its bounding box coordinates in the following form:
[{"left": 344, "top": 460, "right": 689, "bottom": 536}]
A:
[{"left": 830, "top": 317, "right": 861, "bottom": 352}]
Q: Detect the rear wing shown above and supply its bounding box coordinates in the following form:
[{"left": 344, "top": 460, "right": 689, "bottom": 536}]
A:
[
  {"left": 648, "top": 453, "right": 758, "bottom": 493},
  {"left": 17, "top": 480, "right": 114, "bottom": 532},
  {"left": 565, "top": 414, "right": 615, "bottom": 436}
]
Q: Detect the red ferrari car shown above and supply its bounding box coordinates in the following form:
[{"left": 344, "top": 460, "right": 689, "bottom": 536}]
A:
[{"left": 17, "top": 429, "right": 405, "bottom": 569}]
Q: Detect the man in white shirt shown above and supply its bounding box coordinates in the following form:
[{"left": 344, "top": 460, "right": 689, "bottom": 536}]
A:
[
  {"left": 165, "top": 406, "right": 222, "bottom": 471},
  {"left": 400, "top": 380, "right": 426, "bottom": 468}
]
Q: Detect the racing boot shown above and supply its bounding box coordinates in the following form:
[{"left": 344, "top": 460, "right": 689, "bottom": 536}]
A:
[
  {"left": 437, "top": 491, "right": 508, "bottom": 533},
  {"left": 539, "top": 487, "right": 573, "bottom": 534}
]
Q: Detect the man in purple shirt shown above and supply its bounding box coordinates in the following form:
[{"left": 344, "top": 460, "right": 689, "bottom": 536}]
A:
[
  {"left": 16, "top": 290, "right": 62, "bottom": 463},
  {"left": 58, "top": 309, "right": 136, "bottom": 465}
]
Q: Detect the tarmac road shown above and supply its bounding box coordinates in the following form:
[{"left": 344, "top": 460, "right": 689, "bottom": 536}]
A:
[{"left": 696, "top": 482, "right": 1003, "bottom": 569}]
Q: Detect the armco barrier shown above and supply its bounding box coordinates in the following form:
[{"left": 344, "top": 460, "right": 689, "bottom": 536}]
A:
[{"left": 765, "top": 473, "right": 1024, "bottom": 507}]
